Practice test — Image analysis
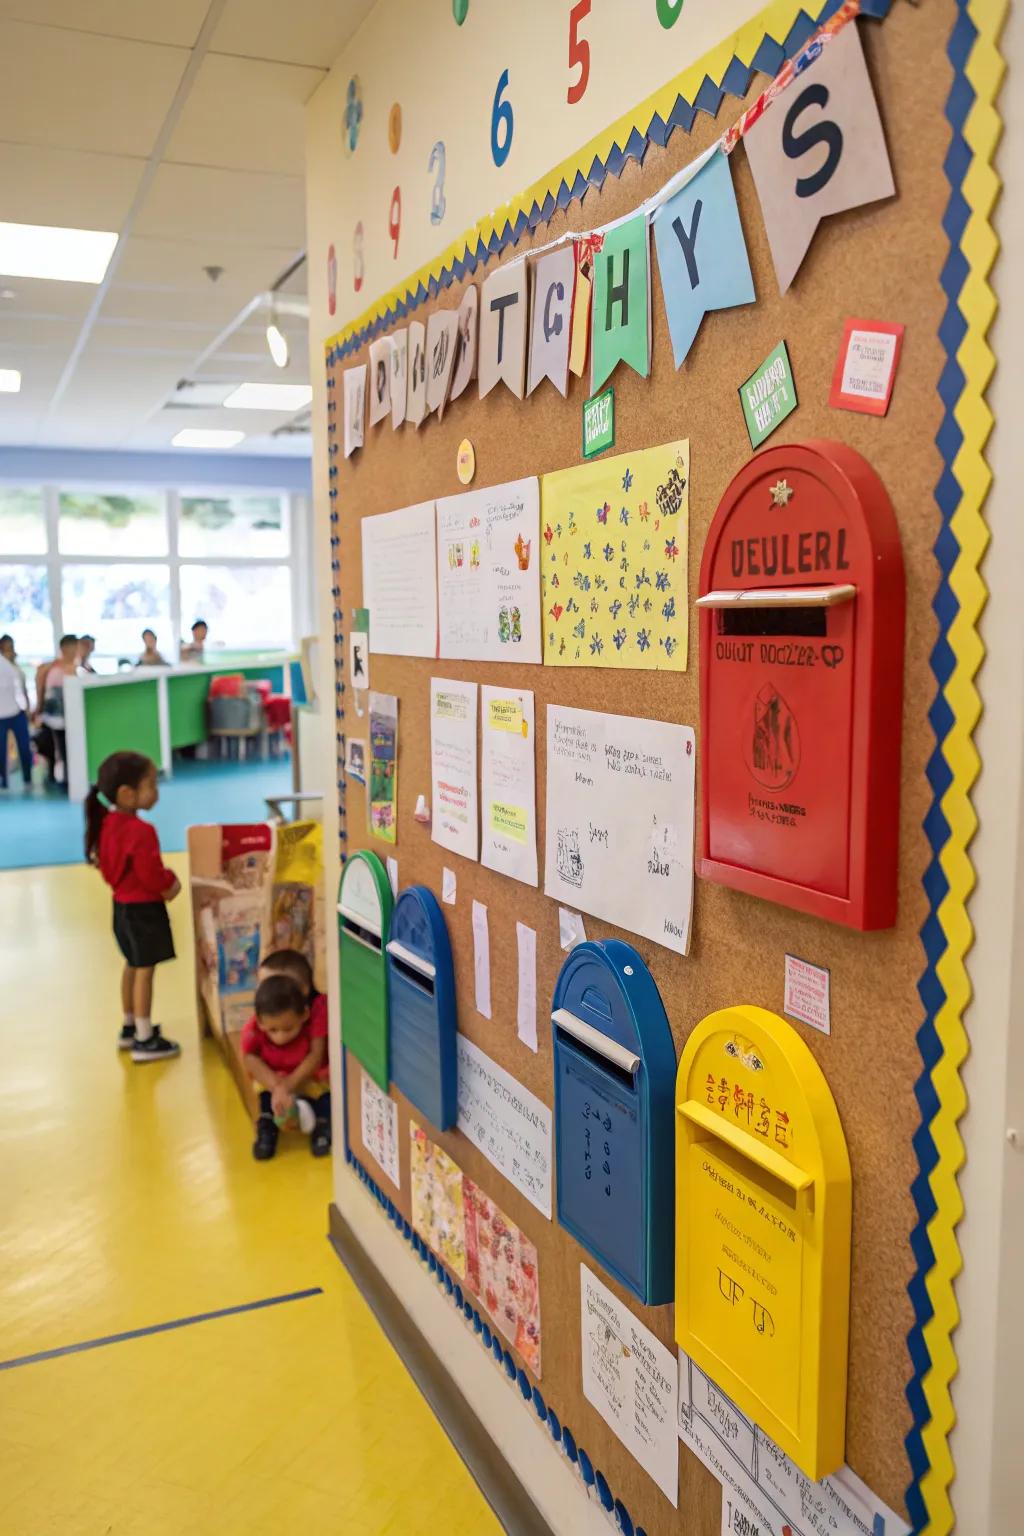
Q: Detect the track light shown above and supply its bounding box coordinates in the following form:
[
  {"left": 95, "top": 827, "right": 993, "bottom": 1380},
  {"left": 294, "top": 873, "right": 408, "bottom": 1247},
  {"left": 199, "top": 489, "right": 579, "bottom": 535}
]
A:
[{"left": 266, "top": 314, "right": 289, "bottom": 369}]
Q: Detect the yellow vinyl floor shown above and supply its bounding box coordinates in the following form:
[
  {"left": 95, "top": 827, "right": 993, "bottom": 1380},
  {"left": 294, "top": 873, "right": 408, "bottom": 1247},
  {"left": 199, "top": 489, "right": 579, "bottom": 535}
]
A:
[{"left": 0, "top": 856, "right": 502, "bottom": 1536}]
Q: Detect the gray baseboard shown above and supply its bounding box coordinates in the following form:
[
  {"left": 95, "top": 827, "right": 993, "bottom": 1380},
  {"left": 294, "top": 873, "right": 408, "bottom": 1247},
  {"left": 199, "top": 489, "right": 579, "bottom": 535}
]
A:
[{"left": 328, "top": 1202, "right": 557, "bottom": 1536}]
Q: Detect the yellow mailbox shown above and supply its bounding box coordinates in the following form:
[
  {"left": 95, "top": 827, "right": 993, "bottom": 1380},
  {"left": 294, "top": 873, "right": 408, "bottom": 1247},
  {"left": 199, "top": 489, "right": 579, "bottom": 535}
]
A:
[{"left": 674, "top": 1005, "right": 851, "bottom": 1481}]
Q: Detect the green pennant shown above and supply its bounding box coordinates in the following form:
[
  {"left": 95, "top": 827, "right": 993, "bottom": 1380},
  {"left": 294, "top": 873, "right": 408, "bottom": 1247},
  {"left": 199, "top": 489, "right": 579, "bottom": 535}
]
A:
[{"left": 591, "top": 214, "right": 650, "bottom": 392}]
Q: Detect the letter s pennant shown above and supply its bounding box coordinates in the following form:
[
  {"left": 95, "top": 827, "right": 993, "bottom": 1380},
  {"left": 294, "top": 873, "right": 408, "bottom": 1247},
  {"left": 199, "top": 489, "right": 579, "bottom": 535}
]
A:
[
  {"left": 743, "top": 21, "right": 894, "bottom": 294},
  {"left": 652, "top": 147, "right": 755, "bottom": 369}
]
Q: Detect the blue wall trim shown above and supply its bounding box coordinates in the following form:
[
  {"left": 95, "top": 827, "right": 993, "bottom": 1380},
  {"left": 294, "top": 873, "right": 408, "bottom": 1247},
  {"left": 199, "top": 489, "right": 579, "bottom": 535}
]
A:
[{"left": 0, "top": 446, "right": 311, "bottom": 492}]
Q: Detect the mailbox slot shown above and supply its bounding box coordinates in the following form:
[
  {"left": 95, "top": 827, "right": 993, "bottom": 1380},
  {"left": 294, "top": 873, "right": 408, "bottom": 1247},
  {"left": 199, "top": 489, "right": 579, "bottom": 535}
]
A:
[
  {"left": 338, "top": 850, "right": 393, "bottom": 1092},
  {"left": 552, "top": 1007, "right": 641, "bottom": 1082}
]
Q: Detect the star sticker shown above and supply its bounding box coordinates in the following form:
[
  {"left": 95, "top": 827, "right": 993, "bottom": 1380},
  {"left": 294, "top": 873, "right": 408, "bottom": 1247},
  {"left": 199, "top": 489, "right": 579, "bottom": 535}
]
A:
[
  {"left": 770, "top": 479, "right": 794, "bottom": 507},
  {"left": 622, "top": 468, "right": 633, "bottom": 491}
]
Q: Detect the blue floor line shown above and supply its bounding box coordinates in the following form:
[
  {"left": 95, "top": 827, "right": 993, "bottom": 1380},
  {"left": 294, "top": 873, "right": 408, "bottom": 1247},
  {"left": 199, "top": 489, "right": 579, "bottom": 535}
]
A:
[{"left": 0, "top": 1286, "right": 324, "bottom": 1371}]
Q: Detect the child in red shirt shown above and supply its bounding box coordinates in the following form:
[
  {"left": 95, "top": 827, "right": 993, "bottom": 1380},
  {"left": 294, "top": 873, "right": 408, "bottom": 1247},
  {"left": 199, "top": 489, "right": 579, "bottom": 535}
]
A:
[
  {"left": 84, "top": 750, "right": 181, "bottom": 1062},
  {"left": 242, "top": 952, "right": 330, "bottom": 1160}
]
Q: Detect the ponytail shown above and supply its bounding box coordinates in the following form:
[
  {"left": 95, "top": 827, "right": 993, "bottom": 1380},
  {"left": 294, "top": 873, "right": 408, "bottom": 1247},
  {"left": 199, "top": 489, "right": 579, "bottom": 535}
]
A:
[
  {"left": 84, "top": 785, "right": 108, "bottom": 864},
  {"left": 83, "top": 750, "right": 156, "bottom": 866}
]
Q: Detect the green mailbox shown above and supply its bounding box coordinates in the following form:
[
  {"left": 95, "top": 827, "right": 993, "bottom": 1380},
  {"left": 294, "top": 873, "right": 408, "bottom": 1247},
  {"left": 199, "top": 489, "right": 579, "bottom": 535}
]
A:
[{"left": 337, "top": 850, "right": 394, "bottom": 1090}]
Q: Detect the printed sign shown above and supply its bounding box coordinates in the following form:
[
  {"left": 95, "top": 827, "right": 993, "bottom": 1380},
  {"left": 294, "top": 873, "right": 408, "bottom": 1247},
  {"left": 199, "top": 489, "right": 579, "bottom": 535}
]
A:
[
  {"left": 368, "top": 691, "right": 398, "bottom": 844},
  {"left": 784, "top": 954, "right": 831, "bottom": 1035},
  {"left": 360, "top": 1069, "right": 400, "bottom": 1188},
  {"left": 436, "top": 477, "right": 541, "bottom": 663},
  {"left": 544, "top": 705, "right": 696, "bottom": 954},
  {"left": 740, "top": 341, "right": 797, "bottom": 448},
  {"left": 829, "top": 318, "right": 905, "bottom": 416},
  {"left": 456, "top": 1032, "right": 553, "bottom": 1217},
  {"left": 481, "top": 685, "right": 537, "bottom": 886},
  {"left": 582, "top": 386, "right": 615, "bottom": 459},
  {"left": 581, "top": 1264, "right": 679, "bottom": 1506},
  {"left": 361, "top": 501, "right": 437, "bottom": 658}
]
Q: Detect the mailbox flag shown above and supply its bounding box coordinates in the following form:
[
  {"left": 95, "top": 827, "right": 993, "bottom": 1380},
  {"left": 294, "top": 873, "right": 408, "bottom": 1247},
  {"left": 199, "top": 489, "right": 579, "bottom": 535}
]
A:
[
  {"left": 527, "top": 246, "right": 575, "bottom": 397},
  {"left": 479, "top": 262, "right": 528, "bottom": 399},
  {"left": 591, "top": 213, "right": 651, "bottom": 393},
  {"left": 653, "top": 148, "right": 755, "bottom": 369},
  {"left": 743, "top": 22, "right": 895, "bottom": 295}
]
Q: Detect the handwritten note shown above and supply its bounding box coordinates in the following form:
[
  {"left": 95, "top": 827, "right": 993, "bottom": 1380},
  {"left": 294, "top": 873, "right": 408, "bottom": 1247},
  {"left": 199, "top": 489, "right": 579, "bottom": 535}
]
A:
[
  {"left": 361, "top": 501, "right": 437, "bottom": 658},
  {"left": 678, "top": 1348, "right": 909, "bottom": 1536},
  {"left": 472, "top": 900, "right": 491, "bottom": 1020},
  {"left": 545, "top": 705, "right": 695, "bottom": 955},
  {"left": 456, "top": 1033, "right": 552, "bottom": 1217},
  {"left": 481, "top": 685, "right": 537, "bottom": 886},
  {"left": 581, "top": 1264, "right": 679, "bottom": 1506},
  {"left": 516, "top": 922, "right": 537, "bottom": 1052},
  {"left": 436, "top": 478, "right": 541, "bottom": 663},
  {"left": 784, "top": 954, "right": 831, "bottom": 1036},
  {"left": 430, "top": 678, "right": 478, "bottom": 861},
  {"left": 360, "top": 1069, "right": 400, "bottom": 1188}
]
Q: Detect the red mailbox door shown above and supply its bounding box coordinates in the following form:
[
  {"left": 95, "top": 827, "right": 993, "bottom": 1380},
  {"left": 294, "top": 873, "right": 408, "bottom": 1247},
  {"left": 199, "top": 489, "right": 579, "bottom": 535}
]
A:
[{"left": 698, "top": 441, "right": 904, "bottom": 930}]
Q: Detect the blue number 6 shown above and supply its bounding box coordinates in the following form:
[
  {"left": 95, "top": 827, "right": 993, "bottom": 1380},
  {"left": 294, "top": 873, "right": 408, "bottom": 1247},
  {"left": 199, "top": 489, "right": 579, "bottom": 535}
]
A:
[{"left": 491, "top": 68, "right": 513, "bottom": 167}]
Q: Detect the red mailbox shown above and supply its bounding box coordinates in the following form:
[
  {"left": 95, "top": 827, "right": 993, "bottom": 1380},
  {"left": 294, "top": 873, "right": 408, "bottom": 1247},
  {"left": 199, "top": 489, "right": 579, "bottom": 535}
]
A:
[{"left": 697, "top": 440, "right": 904, "bottom": 930}]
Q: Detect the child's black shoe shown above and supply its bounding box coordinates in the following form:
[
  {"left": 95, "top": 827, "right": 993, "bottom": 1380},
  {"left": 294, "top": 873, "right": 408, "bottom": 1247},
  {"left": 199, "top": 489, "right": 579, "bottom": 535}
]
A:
[
  {"left": 118, "top": 1023, "right": 136, "bottom": 1051},
  {"left": 253, "top": 1115, "right": 279, "bottom": 1161},
  {"left": 131, "top": 1027, "right": 180, "bottom": 1063},
  {"left": 311, "top": 1121, "right": 332, "bottom": 1158}
]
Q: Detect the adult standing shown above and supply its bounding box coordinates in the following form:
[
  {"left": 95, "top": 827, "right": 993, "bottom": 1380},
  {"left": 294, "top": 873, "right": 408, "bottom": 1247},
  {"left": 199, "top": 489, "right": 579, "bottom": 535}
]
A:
[
  {"left": 35, "top": 633, "right": 79, "bottom": 788},
  {"left": 0, "top": 634, "right": 32, "bottom": 790},
  {"left": 78, "top": 634, "right": 98, "bottom": 674},
  {"left": 179, "top": 618, "right": 208, "bottom": 663}
]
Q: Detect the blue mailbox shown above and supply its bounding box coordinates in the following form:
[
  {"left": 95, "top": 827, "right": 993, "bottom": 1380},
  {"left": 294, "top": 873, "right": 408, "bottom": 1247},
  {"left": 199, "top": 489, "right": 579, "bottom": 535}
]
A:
[
  {"left": 386, "top": 885, "right": 458, "bottom": 1131},
  {"left": 552, "top": 940, "right": 676, "bottom": 1305}
]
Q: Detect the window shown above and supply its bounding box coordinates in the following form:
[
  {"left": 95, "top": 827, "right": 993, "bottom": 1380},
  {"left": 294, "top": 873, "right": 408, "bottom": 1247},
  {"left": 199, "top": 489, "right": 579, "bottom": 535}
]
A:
[
  {"left": 0, "top": 563, "right": 51, "bottom": 656},
  {"left": 0, "top": 486, "right": 46, "bottom": 554},
  {"left": 179, "top": 492, "right": 288, "bottom": 558},
  {"left": 61, "top": 563, "right": 171, "bottom": 658},
  {"left": 58, "top": 490, "right": 167, "bottom": 556},
  {"left": 179, "top": 564, "right": 292, "bottom": 650}
]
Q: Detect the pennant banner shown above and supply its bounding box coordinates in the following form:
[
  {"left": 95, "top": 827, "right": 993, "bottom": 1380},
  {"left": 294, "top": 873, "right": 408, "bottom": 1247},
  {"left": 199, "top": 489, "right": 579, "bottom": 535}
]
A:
[
  {"left": 568, "top": 233, "right": 602, "bottom": 379},
  {"left": 527, "top": 246, "right": 574, "bottom": 398},
  {"left": 406, "top": 319, "right": 427, "bottom": 427},
  {"left": 591, "top": 213, "right": 650, "bottom": 393},
  {"left": 343, "top": 365, "right": 366, "bottom": 459},
  {"left": 479, "top": 263, "right": 528, "bottom": 399},
  {"left": 450, "top": 284, "right": 479, "bottom": 402},
  {"left": 368, "top": 336, "right": 391, "bottom": 425},
  {"left": 389, "top": 328, "right": 408, "bottom": 430},
  {"left": 426, "top": 308, "right": 459, "bottom": 417},
  {"left": 743, "top": 21, "right": 894, "bottom": 294},
  {"left": 653, "top": 148, "right": 755, "bottom": 369}
]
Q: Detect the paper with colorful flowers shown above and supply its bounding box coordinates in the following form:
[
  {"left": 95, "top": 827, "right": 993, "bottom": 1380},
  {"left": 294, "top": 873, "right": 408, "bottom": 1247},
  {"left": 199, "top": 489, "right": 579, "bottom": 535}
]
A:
[
  {"left": 464, "top": 1178, "right": 542, "bottom": 1376},
  {"left": 540, "top": 439, "right": 689, "bottom": 670}
]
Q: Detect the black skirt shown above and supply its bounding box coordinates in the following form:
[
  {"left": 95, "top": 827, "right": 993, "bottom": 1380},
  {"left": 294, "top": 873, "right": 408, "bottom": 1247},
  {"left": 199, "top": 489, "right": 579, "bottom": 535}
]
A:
[{"left": 112, "top": 900, "right": 175, "bottom": 969}]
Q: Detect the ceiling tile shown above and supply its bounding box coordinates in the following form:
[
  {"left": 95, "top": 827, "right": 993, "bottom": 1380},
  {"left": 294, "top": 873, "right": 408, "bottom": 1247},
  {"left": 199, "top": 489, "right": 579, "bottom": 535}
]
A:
[
  {"left": 0, "top": 278, "right": 97, "bottom": 322},
  {"left": 102, "top": 283, "right": 252, "bottom": 330},
  {"left": 133, "top": 163, "right": 306, "bottom": 246},
  {"left": 211, "top": 0, "right": 375, "bottom": 69},
  {"left": 0, "top": 22, "right": 188, "bottom": 157},
  {"left": 165, "top": 53, "right": 323, "bottom": 175},
  {"left": 0, "top": 143, "right": 144, "bottom": 230},
  {"left": 0, "top": 1, "right": 209, "bottom": 48},
  {"left": 113, "top": 236, "right": 302, "bottom": 296}
]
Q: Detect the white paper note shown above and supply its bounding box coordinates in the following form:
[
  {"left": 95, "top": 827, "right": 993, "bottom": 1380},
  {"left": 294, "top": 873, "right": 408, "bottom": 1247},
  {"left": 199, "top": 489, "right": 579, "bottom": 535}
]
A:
[
  {"left": 558, "top": 908, "right": 587, "bottom": 951},
  {"left": 349, "top": 629, "right": 369, "bottom": 692},
  {"left": 436, "top": 478, "right": 541, "bottom": 663},
  {"left": 343, "top": 365, "right": 366, "bottom": 458},
  {"left": 360, "top": 1069, "right": 400, "bottom": 1188},
  {"left": 442, "top": 866, "right": 457, "bottom": 905},
  {"left": 546, "top": 706, "right": 695, "bottom": 955},
  {"left": 456, "top": 1033, "right": 552, "bottom": 1216},
  {"left": 678, "top": 1347, "right": 909, "bottom": 1536},
  {"left": 784, "top": 954, "right": 831, "bottom": 1035},
  {"left": 472, "top": 899, "right": 491, "bottom": 1020},
  {"left": 516, "top": 922, "right": 537, "bottom": 1052},
  {"left": 386, "top": 857, "right": 398, "bottom": 897},
  {"left": 367, "top": 337, "right": 391, "bottom": 425},
  {"left": 389, "top": 328, "right": 408, "bottom": 429},
  {"left": 481, "top": 685, "right": 537, "bottom": 887},
  {"left": 361, "top": 501, "right": 437, "bottom": 658},
  {"left": 430, "top": 678, "right": 479, "bottom": 861},
  {"left": 581, "top": 1265, "right": 679, "bottom": 1506}
]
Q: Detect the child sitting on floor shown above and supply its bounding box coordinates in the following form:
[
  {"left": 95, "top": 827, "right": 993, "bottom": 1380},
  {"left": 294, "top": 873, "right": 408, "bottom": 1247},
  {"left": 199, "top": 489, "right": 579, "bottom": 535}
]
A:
[{"left": 241, "top": 952, "right": 331, "bottom": 1161}]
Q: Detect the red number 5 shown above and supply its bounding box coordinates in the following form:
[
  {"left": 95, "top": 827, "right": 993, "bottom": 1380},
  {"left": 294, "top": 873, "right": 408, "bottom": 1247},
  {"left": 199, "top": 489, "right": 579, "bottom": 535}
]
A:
[{"left": 567, "top": 0, "right": 591, "bottom": 105}]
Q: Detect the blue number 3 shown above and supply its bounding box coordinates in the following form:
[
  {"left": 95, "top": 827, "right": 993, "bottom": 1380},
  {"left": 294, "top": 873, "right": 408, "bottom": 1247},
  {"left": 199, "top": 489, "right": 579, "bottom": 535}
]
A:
[
  {"left": 429, "top": 141, "right": 446, "bottom": 225},
  {"left": 491, "top": 68, "right": 513, "bottom": 167}
]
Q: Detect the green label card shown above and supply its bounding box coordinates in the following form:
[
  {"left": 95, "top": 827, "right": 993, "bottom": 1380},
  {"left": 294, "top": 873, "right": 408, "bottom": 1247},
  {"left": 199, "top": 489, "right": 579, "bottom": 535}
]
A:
[
  {"left": 740, "top": 340, "right": 797, "bottom": 448},
  {"left": 582, "top": 387, "right": 615, "bottom": 459}
]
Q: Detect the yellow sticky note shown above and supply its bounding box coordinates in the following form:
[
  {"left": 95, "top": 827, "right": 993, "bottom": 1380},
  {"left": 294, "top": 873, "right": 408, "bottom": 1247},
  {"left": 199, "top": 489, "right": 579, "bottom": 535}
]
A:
[
  {"left": 489, "top": 800, "right": 528, "bottom": 843},
  {"left": 488, "top": 697, "right": 522, "bottom": 733}
]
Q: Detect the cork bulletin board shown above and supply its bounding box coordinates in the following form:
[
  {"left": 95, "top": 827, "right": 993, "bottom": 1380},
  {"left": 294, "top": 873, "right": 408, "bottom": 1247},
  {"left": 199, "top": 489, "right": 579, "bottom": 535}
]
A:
[{"left": 326, "top": 4, "right": 971, "bottom": 1532}]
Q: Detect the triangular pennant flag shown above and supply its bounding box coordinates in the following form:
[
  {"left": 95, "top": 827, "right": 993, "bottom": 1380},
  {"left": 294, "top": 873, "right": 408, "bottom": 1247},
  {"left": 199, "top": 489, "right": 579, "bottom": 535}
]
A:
[
  {"left": 389, "top": 329, "right": 408, "bottom": 430},
  {"left": 426, "top": 309, "right": 459, "bottom": 418},
  {"left": 450, "top": 285, "right": 479, "bottom": 402},
  {"left": 343, "top": 365, "right": 366, "bottom": 458},
  {"left": 652, "top": 148, "right": 755, "bottom": 368},
  {"left": 591, "top": 213, "right": 650, "bottom": 393},
  {"left": 568, "top": 233, "right": 602, "bottom": 379},
  {"left": 368, "top": 337, "right": 391, "bottom": 425},
  {"left": 527, "top": 246, "right": 574, "bottom": 397},
  {"left": 406, "top": 320, "right": 427, "bottom": 427},
  {"left": 743, "top": 22, "right": 895, "bottom": 295},
  {"left": 478, "top": 263, "right": 528, "bottom": 399}
]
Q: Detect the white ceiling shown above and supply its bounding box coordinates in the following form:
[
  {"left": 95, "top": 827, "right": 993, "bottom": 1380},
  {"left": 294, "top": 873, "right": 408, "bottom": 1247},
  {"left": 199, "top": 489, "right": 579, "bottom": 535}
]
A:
[{"left": 0, "top": 0, "right": 375, "bottom": 456}]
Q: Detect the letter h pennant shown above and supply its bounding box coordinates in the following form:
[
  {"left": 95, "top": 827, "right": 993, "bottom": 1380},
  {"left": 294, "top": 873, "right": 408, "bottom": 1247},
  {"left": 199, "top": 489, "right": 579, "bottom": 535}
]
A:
[{"left": 591, "top": 213, "right": 651, "bottom": 393}]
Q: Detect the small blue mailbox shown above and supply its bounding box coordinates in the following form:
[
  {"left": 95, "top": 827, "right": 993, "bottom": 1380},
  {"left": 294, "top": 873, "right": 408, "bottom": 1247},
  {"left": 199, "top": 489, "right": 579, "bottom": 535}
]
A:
[
  {"left": 387, "top": 885, "right": 458, "bottom": 1131},
  {"left": 552, "top": 939, "right": 676, "bottom": 1305}
]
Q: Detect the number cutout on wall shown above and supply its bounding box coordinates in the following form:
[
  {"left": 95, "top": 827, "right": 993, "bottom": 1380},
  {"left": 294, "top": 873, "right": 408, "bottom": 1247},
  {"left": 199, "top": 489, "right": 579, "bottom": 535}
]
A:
[
  {"left": 388, "top": 188, "right": 402, "bottom": 258},
  {"left": 491, "top": 68, "right": 513, "bottom": 167},
  {"left": 568, "top": 0, "right": 592, "bottom": 104},
  {"left": 657, "top": 0, "right": 685, "bottom": 27},
  {"left": 429, "top": 141, "right": 447, "bottom": 225},
  {"left": 353, "top": 221, "right": 364, "bottom": 293}
]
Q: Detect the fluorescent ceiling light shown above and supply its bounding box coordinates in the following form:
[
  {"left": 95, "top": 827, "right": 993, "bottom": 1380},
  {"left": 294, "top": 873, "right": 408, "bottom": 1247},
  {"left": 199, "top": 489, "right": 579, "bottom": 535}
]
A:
[
  {"left": 266, "top": 320, "right": 289, "bottom": 369},
  {"left": 223, "top": 382, "right": 312, "bottom": 412},
  {"left": 0, "top": 369, "right": 21, "bottom": 393},
  {"left": 172, "top": 428, "right": 245, "bottom": 449},
  {"left": 0, "top": 222, "right": 118, "bottom": 284}
]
